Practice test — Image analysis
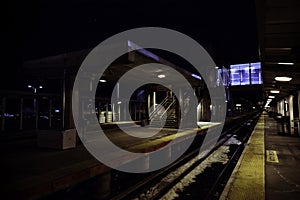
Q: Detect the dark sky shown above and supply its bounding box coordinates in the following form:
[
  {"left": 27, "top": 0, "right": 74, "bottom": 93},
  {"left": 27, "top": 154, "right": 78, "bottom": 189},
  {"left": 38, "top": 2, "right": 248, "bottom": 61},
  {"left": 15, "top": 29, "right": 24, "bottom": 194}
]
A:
[{"left": 2, "top": 0, "right": 259, "bottom": 90}]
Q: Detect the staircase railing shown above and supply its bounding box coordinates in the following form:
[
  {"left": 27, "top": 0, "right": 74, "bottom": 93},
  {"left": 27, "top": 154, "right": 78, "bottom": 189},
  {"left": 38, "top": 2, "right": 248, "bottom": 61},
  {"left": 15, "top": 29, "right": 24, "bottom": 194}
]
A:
[
  {"left": 160, "top": 98, "right": 176, "bottom": 120},
  {"left": 149, "top": 96, "right": 169, "bottom": 120}
]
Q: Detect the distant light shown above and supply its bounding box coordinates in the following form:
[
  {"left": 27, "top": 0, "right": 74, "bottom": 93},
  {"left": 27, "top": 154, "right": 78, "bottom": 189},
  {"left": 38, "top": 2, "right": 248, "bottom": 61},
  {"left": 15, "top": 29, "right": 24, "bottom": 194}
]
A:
[
  {"left": 99, "top": 79, "right": 107, "bottom": 82},
  {"left": 54, "top": 109, "right": 60, "bottom": 113},
  {"left": 192, "top": 74, "right": 202, "bottom": 80},
  {"left": 157, "top": 74, "right": 166, "bottom": 79},
  {"left": 253, "top": 107, "right": 256, "bottom": 109},
  {"left": 270, "top": 90, "right": 280, "bottom": 94},
  {"left": 28, "top": 85, "right": 32, "bottom": 88},
  {"left": 278, "top": 62, "right": 294, "bottom": 65},
  {"left": 117, "top": 101, "right": 122, "bottom": 104},
  {"left": 268, "top": 96, "right": 275, "bottom": 98},
  {"left": 39, "top": 86, "right": 43, "bottom": 89},
  {"left": 275, "top": 76, "right": 292, "bottom": 82},
  {"left": 215, "top": 66, "right": 219, "bottom": 69},
  {"left": 236, "top": 104, "right": 242, "bottom": 107}
]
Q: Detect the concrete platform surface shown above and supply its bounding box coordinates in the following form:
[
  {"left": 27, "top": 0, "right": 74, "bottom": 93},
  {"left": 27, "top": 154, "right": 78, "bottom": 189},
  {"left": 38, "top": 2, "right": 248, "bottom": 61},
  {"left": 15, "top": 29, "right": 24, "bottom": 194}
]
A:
[{"left": 221, "top": 112, "right": 300, "bottom": 200}]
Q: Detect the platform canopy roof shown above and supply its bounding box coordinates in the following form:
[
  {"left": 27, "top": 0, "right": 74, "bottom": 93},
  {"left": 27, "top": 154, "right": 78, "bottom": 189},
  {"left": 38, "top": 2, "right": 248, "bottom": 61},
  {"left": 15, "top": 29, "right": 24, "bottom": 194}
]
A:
[{"left": 256, "top": 0, "right": 300, "bottom": 103}]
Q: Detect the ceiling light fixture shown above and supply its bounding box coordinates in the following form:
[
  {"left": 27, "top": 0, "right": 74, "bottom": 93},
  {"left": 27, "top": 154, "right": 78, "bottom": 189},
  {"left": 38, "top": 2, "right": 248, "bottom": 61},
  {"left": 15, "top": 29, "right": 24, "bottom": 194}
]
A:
[
  {"left": 99, "top": 79, "right": 107, "bottom": 82},
  {"left": 268, "top": 96, "right": 275, "bottom": 98},
  {"left": 157, "top": 74, "right": 166, "bottom": 79},
  {"left": 278, "top": 62, "right": 294, "bottom": 65},
  {"left": 192, "top": 74, "right": 202, "bottom": 80},
  {"left": 270, "top": 90, "right": 280, "bottom": 94},
  {"left": 275, "top": 76, "right": 292, "bottom": 82}
]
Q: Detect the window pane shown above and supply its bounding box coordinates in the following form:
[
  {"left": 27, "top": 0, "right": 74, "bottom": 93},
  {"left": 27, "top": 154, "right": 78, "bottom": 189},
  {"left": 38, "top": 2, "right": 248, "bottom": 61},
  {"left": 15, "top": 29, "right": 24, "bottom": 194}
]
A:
[
  {"left": 240, "top": 64, "right": 250, "bottom": 85},
  {"left": 230, "top": 64, "right": 241, "bottom": 85},
  {"left": 250, "top": 62, "right": 262, "bottom": 84}
]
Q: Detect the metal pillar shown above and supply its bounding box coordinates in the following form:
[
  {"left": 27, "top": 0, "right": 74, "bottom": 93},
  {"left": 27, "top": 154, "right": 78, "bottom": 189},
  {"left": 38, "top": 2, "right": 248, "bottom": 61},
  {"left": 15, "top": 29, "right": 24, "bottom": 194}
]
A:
[
  {"left": 62, "top": 69, "right": 66, "bottom": 130},
  {"left": 49, "top": 99, "right": 52, "bottom": 128},
  {"left": 1, "top": 97, "right": 6, "bottom": 132},
  {"left": 123, "top": 101, "right": 127, "bottom": 121},
  {"left": 153, "top": 91, "right": 156, "bottom": 110},
  {"left": 148, "top": 93, "right": 151, "bottom": 114},
  {"left": 20, "top": 98, "right": 23, "bottom": 130},
  {"left": 288, "top": 95, "right": 294, "bottom": 134},
  {"left": 35, "top": 98, "right": 39, "bottom": 129}
]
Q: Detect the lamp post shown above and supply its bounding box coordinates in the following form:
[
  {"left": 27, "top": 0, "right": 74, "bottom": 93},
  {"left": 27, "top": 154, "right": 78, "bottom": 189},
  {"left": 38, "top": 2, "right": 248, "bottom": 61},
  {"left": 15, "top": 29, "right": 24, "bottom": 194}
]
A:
[{"left": 28, "top": 85, "right": 43, "bottom": 129}]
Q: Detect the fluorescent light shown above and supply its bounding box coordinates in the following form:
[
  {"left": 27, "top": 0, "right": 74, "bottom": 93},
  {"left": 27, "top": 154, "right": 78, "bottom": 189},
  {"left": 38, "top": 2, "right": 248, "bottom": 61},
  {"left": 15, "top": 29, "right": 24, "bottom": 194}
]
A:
[
  {"left": 278, "top": 62, "right": 294, "bottom": 65},
  {"left": 99, "top": 79, "right": 107, "bottom": 82},
  {"left": 236, "top": 104, "right": 242, "bottom": 107},
  {"left": 268, "top": 96, "right": 275, "bottom": 98},
  {"left": 157, "top": 74, "right": 166, "bottom": 79},
  {"left": 275, "top": 76, "right": 292, "bottom": 82},
  {"left": 270, "top": 90, "right": 280, "bottom": 94},
  {"left": 192, "top": 74, "right": 202, "bottom": 80}
]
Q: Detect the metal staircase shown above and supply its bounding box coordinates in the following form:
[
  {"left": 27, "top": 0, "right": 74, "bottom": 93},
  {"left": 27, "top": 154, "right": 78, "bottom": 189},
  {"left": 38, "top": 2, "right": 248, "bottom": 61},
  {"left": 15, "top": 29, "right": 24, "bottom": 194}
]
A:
[{"left": 149, "top": 96, "right": 178, "bottom": 129}]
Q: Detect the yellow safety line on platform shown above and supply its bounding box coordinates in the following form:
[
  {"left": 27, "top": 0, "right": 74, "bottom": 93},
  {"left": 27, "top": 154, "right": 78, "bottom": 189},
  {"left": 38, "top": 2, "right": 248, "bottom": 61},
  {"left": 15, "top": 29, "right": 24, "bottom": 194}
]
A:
[
  {"left": 220, "top": 114, "right": 265, "bottom": 200},
  {"left": 266, "top": 150, "right": 279, "bottom": 163},
  {"left": 127, "top": 123, "right": 221, "bottom": 152}
]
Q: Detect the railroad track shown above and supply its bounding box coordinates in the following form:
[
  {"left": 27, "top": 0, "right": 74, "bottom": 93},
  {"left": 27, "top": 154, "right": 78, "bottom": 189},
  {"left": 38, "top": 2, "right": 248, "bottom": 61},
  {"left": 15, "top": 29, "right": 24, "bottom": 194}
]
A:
[{"left": 109, "top": 113, "right": 260, "bottom": 200}]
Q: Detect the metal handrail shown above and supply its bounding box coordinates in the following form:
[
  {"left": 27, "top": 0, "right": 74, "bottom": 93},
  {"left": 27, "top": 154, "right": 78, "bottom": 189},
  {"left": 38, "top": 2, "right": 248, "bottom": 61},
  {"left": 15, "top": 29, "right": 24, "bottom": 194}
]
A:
[
  {"left": 149, "top": 96, "right": 169, "bottom": 120},
  {"left": 160, "top": 98, "right": 176, "bottom": 120}
]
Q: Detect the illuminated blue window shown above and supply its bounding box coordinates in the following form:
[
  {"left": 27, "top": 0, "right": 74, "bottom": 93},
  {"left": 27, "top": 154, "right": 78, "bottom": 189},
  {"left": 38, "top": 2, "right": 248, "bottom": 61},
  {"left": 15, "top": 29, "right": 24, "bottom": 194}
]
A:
[
  {"left": 250, "top": 62, "right": 262, "bottom": 84},
  {"left": 230, "top": 64, "right": 242, "bottom": 85},
  {"left": 230, "top": 62, "right": 262, "bottom": 86}
]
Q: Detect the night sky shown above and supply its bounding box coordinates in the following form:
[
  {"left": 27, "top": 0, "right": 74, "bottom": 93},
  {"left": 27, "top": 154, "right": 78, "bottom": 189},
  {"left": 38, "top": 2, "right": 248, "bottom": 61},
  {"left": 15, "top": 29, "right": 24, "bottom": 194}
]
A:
[{"left": 3, "top": 0, "right": 259, "bottom": 90}]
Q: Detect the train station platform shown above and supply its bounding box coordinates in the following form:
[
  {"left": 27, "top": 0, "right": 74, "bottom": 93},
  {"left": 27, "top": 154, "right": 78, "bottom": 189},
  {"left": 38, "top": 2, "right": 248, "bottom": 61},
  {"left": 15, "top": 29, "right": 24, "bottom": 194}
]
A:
[
  {"left": 0, "top": 120, "right": 223, "bottom": 200},
  {"left": 221, "top": 112, "right": 300, "bottom": 200}
]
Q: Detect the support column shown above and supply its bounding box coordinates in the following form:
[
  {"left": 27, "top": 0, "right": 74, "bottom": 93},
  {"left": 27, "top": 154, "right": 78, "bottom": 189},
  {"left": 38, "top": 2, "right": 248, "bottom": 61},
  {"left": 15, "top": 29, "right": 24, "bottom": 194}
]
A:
[
  {"left": 62, "top": 69, "right": 76, "bottom": 130},
  {"left": 118, "top": 103, "right": 121, "bottom": 122},
  {"left": 49, "top": 99, "right": 52, "bottom": 128},
  {"left": 105, "top": 102, "right": 109, "bottom": 123},
  {"left": 112, "top": 103, "right": 115, "bottom": 122},
  {"left": 35, "top": 98, "right": 39, "bottom": 129},
  {"left": 288, "top": 95, "right": 294, "bottom": 135},
  {"left": 20, "top": 98, "right": 23, "bottom": 130},
  {"left": 178, "top": 88, "right": 183, "bottom": 126},
  {"left": 148, "top": 93, "right": 151, "bottom": 114},
  {"left": 298, "top": 91, "right": 300, "bottom": 119},
  {"left": 123, "top": 101, "right": 127, "bottom": 121},
  {"left": 153, "top": 91, "right": 156, "bottom": 110},
  {"left": 1, "top": 97, "right": 6, "bottom": 132},
  {"left": 284, "top": 99, "right": 288, "bottom": 116}
]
